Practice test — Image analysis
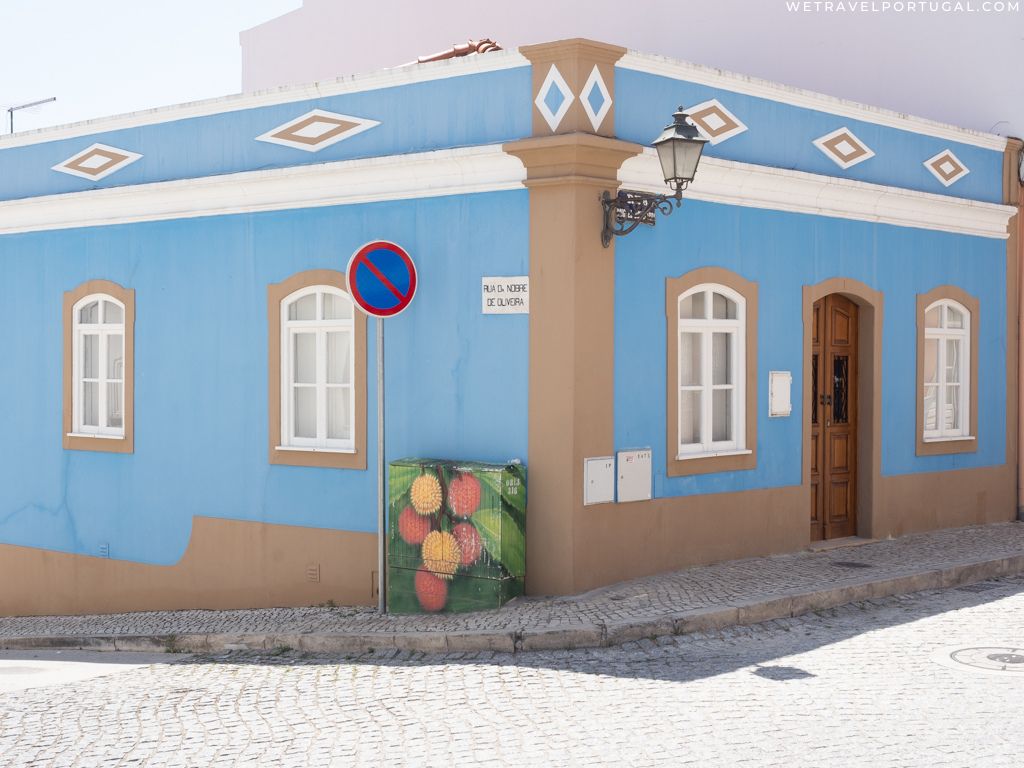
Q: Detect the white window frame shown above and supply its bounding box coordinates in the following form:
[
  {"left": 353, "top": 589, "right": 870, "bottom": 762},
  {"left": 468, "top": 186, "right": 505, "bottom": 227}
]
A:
[
  {"left": 280, "top": 285, "right": 356, "bottom": 452},
  {"left": 71, "top": 293, "right": 126, "bottom": 439},
  {"left": 677, "top": 283, "right": 746, "bottom": 458},
  {"left": 923, "top": 298, "right": 971, "bottom": 441}
]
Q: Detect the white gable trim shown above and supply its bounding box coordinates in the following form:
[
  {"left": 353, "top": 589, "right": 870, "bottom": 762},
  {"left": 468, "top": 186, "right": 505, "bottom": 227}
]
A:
[
  {"left": 619, "top": 51, "right": 1007, "bottom": 152},
  {"left": 0, "top": 50, "right": 529, "bottom": 151}
]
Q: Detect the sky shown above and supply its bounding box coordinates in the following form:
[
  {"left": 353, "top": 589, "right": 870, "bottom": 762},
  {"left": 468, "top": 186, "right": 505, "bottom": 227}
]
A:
[
  {"left": 1, "top": 0, "right": 1022, "bottom": 140},
  {"left": 0, "top": 0, "right": 301, "bottom": 133}
]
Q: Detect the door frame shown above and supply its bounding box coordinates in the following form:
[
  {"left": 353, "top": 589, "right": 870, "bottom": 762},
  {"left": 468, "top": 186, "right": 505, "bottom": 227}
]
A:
[{"left": 802, "top": 278, "right": 883, "bottom": 540}]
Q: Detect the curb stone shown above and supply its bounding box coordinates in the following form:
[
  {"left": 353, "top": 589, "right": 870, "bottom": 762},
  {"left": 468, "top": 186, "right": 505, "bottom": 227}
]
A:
[{"left": 1, "top": 554, "right": 1021, "bottom": 656}]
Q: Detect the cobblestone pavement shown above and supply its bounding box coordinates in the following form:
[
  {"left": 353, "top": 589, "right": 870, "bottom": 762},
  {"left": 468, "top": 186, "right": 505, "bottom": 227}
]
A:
[
  {"left": 0, "top": 523, "right": 1021, "bottom": 642},
  {"left": 0, "top": 576, "right": 1021, "bottom": 767}
]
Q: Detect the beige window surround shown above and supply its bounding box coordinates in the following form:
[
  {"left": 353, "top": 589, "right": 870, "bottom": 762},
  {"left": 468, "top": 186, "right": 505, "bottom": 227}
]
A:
[
  {"left": 666, "top": 266, "right": 758, "bottom": 477},
  {"left": 63, "top": 279, "right": 135, "bottom": 454},
  {"left": 268, "top": 269, "right": 367, "bottom": 470}
]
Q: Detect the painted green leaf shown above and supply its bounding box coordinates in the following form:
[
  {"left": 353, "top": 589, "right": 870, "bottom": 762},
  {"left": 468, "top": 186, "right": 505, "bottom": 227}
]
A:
[
  {"left": 445, "top": 574, "right": 503, "bottom": 612},
  {"left": 477, "top": 468, "right": 526, "bottom": 530},
  {"left": 388, "top": 464, "right": 421, "bottom": 506},
  {"left": 386, "top": 566, "right": 421, "bottom": 614},
  {"left": 502, "top": 463, "right": 527, "bottom": 515},
  {"left": 477, "top": 471, "right": 502, "bottom": 502},
  {"left": 471, "top": 506, "right": 525, "bottom": 578}
]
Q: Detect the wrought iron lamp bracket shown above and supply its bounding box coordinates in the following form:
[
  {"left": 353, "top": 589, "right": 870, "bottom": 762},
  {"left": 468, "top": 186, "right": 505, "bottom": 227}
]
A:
[{"left": 601, "top": 184, "right": 688, "bottom": 248}]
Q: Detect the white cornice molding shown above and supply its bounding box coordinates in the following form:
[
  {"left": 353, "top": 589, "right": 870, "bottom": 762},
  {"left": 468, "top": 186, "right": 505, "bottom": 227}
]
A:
[
  {"left": 0, "top": 146, "right": 527, "bottom": 235},
  {"left": 619, "top": 149, "right": 1016, "bottom": 240},
  {"left": 619, "top": 52, "right": 1008, "bottom": 152},
  {"left": 0, "top": 50, "right": 529, "bottom": 151},
  {"left": 0, "top": 145, "right": 1012, "bottom": 239}
]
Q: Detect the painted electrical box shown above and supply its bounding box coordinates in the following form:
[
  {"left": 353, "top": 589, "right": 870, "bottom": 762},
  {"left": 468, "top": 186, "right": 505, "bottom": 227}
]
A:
[{"left": 387, "top": 458, "right": 527, "bottom": 614}]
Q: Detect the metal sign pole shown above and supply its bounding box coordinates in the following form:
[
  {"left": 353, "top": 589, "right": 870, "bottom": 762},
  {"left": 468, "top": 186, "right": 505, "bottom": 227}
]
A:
[
  {"left": 347, "top": 240, "right": 416, "bottom": 616},
  {"left": 377, "top": 317, "right": 386, "bottom": 613}
]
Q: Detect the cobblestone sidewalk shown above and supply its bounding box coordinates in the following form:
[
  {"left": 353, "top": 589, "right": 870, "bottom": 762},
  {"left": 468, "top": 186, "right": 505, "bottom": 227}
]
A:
[{"left": 1, "top": 522, "right": 1022, "bottom": 654}]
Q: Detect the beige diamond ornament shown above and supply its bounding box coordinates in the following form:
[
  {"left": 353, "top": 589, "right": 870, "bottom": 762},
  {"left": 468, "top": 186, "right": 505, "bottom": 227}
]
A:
[
  {"left": 813, "top": 127, "right": 875, "bottom": 169},
  {"left": 686, "top": 99, "right": 747, "bottom": 145},
  {"left": 924, "top": 149, "right": 970, "bottom": 187},
  {"left": 52, "top": 143, "right": 142, "bottom": 181},
  {"left": 256, "top": 109, "right": 380, "bottom": 152}
]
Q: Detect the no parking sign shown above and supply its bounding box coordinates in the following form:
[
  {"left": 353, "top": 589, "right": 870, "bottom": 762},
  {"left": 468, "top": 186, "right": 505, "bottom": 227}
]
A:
[
  {"left": 346, "top": 239, "right": 417, "bottom": 615},
  {"left": 346, "top": 240, "right": 418, "bottom": 317}
]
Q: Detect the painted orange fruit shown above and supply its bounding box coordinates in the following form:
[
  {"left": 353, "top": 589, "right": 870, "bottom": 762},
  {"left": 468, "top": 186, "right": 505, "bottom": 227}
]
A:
[
  {"left": 421, "top": 530, "right": 461, "bottom": 579},
  {"left": 453, "top": 522, "right": 482, "bottom": 566},
  {"left": 448, "top": 473, "right": 482, "bottom": 517},
  {"left": 414, "top": 568, "right": 448, "bottom": 612},
  {"left": 410, "top": 473, "right": 442, "bottom": 516},
  {"left": 398, "top": 505, "right": 431, "bottom": 545}
]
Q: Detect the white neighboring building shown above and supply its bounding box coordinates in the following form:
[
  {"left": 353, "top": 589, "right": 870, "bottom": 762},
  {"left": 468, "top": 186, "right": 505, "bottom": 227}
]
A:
[{"left": 239, "top": 0, "right": 1021, "bottom": 139}]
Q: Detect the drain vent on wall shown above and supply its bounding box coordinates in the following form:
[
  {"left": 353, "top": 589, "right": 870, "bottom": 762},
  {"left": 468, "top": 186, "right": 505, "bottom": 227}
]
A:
[{"left": 306, "top": 563, "right": 320, "bottom": 583}]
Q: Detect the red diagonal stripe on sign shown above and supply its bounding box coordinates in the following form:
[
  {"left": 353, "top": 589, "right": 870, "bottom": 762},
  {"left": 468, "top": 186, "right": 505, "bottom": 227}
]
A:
[{"left": 357, "top": 253, "right": 406, "bottom": 302}]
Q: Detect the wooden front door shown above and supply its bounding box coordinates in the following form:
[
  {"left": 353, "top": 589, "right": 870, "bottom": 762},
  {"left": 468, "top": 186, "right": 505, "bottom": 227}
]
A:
[{"left": 810, "top": 294, "right": 858, "bottom": 541}]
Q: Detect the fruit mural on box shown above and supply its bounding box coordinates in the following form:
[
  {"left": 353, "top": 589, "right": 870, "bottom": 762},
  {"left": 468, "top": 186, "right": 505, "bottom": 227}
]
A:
[{"left": 387, "top": 459, "right": 526, "bottom": 614}]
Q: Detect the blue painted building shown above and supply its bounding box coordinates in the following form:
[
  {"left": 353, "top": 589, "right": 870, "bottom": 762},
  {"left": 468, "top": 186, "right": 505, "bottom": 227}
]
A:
[{"left": 0, "top": 38, "right": 1018, "bottom": 613}]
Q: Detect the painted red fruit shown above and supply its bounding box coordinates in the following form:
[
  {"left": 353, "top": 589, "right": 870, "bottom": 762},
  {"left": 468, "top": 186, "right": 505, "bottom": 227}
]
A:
[
  {"left": 448, "top": 473, "right": 482, "bottom": 517},
  {"left": 414, "top": 568, "right": 448, "bottom": 612},
  {"left": 398, "top": 505, "right": 431, "bottom": 545},
  {"left": 453, "top": 522, "right": 483, "bottom": 566}
]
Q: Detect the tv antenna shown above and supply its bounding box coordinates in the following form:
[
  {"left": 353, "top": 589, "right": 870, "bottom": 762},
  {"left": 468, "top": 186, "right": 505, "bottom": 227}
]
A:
[{"left": 7, "top": 96, "right": 56, "bottom": 134}]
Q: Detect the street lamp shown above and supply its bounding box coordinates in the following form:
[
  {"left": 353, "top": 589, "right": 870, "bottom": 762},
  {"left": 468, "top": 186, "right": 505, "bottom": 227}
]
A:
[{"left": 601, "top": 106, "right": 708, "bottom": 247}]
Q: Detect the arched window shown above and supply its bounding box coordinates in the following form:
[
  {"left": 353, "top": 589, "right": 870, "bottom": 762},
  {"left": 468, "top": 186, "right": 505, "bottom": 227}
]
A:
[
  {"left": 73, "top": 295, "right": 126, "bottom": 436},
  {"left": 676, "top": 283, "right": 746, "bottom": 456},
  {"left": 63, "top": 280, "right": 134, "bottom": 453},
  {"left": 922, "top": 298, "right": 971, "bottom": 440},
  {"left": 281, "top": 285, "right": 355, "bottom": 450},
  {"left": 268, "top": 270, "right": 366, "bottom": 469}
]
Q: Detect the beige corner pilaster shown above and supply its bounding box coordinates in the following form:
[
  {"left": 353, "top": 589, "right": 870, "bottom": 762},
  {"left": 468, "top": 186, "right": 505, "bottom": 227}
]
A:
[
  {"left": 1004, "top": 138, "right": 1023, "bottom": 519},
  {"left": 505, "top": 132, "right": 641, "bottom": 595},
  {"left": 520, "top": 39, "right": 626, "bottom": 137}
]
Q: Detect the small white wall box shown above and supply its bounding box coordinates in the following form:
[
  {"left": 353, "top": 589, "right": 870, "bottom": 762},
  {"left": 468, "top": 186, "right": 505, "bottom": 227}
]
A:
[
  {"left": 616, "top": 449, "right": 652, "bottom": 503},
  {"left": 769, "top": 370, "right": 793, "bottom": 417},
  {"left": 584, "top": 456, "right": 615, "bottom": 506}
]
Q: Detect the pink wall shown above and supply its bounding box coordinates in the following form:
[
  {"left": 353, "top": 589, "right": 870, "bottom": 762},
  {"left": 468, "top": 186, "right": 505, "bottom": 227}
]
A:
[{"left": 239, "top": 0, "right": 1023, "bottom": 138}]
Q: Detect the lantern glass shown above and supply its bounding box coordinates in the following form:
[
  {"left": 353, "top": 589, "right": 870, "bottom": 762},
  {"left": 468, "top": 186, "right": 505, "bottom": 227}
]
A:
[{"left": 656, "top": 138, "right": 705, "bottom": 185}]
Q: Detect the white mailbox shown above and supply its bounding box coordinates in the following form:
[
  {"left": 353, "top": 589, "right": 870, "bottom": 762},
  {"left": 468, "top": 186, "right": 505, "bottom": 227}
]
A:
[
  {"left": 616, "top": 449, "right": 652, "bottom": 503},
  {"left": 769, "top": 371, "right": 793, "bottom": 417},
  {"left": 584, "top": 456, "right": 615, "bottom": 506}
]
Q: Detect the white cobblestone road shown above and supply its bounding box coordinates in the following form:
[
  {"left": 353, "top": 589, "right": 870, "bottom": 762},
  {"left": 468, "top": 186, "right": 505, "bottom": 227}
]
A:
[{"left": 1, "top": 577, "right": 1022, "bottom": 767}]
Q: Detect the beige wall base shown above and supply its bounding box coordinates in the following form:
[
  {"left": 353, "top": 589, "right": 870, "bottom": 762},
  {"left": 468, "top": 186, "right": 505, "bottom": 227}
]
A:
[
  {"left": 876, "top": 465, "right": 1016, "bottom": 538},
  {"left": 0, "top": 517, "right": 377, "bottom": 617},
  {"left": 573, "top": 487, "right": 807, "bottom": 594},
  {"left": 564, "top": 463, "right": 1014, "bottom": 595}
]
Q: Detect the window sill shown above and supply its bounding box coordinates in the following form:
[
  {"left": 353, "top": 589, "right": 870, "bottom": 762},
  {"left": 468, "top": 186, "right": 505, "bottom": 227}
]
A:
[
  {"left": 676, "top": 448, "right": 753, "bottom": 461},
  {"left": 66, "top": 432, "right": 124, "bottom": 440},
  {"left": 922, "top": 435, "right": 975, "bottom": 443},
  {"left": 275, "top": 445, "right": 356, "bottom": 455}
]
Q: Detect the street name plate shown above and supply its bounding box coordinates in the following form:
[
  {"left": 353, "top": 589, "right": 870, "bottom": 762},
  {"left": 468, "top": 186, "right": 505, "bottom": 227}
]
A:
[{"left": 482, "top": 276, "right": 529, "bottom": 314}]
